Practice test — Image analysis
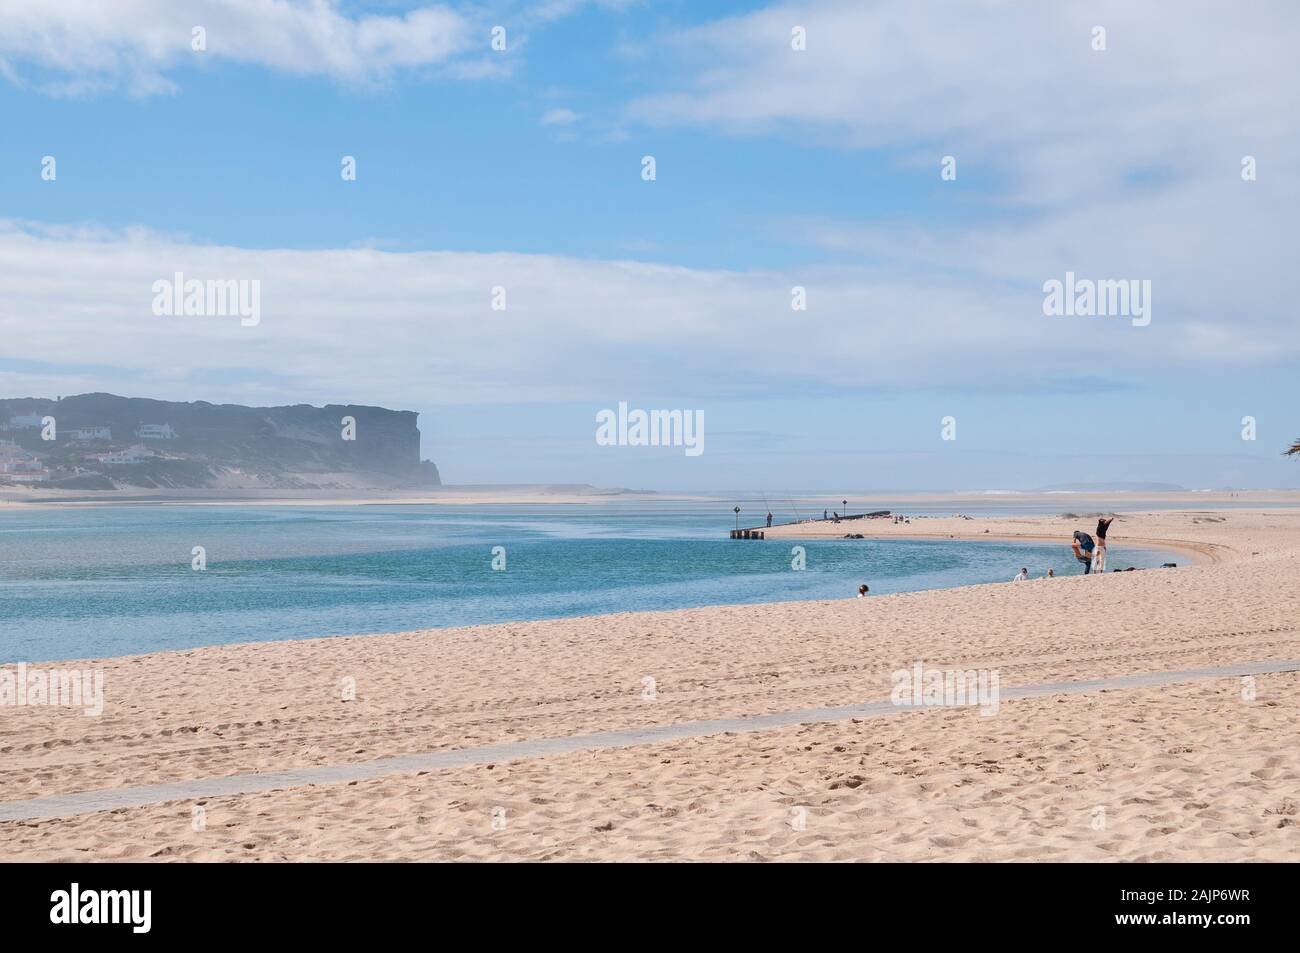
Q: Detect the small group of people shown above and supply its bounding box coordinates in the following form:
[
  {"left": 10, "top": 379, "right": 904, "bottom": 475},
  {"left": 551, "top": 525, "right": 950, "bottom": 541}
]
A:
[
  {"left": 1072, "top": 516, "right": 1114, "bottom": 574},
  {"left": 1009, "top": 516, "right": 1116, "bottom": 580}
]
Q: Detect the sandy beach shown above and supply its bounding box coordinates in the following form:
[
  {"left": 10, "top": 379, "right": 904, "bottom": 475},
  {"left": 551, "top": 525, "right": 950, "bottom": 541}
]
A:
[{"left": 2, "top": 507, "right": 1299, "bottom": 861}]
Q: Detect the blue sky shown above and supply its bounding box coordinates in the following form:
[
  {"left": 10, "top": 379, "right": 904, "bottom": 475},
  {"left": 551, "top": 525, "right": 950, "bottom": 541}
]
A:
[
  {"left": 1, "top": 0, "right": 1297, "bottom": 489},
  {"left": 0, "top": 2, "right": 964, "bottom": 268}
]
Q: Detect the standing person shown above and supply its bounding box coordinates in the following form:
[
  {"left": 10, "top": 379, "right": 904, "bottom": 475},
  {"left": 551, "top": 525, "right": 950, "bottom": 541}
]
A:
[
  {"left": 766, "top": 511, "right": 773, "bottom": 528},
  {"left": 1072, "top": 531, "right": 1095, "bottom": 574},
  {"left": 823, "top": 509, "right": 828, "bottom": 521},
  {"left": 1095, "top": 516, "right": 1114, "bottom": 574}
]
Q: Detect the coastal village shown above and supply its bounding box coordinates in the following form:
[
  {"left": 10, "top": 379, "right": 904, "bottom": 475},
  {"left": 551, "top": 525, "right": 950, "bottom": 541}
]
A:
[{"left": 0, "top": 413, "right": 177, "bottom": 487}]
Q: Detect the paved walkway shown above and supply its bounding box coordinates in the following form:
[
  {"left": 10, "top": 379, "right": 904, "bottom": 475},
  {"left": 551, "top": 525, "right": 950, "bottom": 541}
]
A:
[{"left": 3, "top": 658, "right": 1296, "bottom": 823}]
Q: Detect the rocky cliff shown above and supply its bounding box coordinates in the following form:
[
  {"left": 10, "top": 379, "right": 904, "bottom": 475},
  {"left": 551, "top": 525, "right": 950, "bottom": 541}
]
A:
[{"left": 0, "top": 393, "right": 440, "bottom": 490}]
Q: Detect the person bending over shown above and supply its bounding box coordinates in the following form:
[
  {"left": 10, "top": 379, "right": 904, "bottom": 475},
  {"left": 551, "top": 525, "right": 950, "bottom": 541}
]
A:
[{"left": 1072, "top": 531, "right": 1095, "bottom": 574}]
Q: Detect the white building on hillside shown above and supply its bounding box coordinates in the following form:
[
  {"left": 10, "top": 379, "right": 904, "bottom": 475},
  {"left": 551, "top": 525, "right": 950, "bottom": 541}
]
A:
[
  {"left": 95, "top": 446, "right": 153, "bottom": 465},
  {"left": 68, "top": 426, "right": 113, "bottom": 441},
  {"left": 7, "top": 414, "right": 44, "bottom": 429},
  {"left": 0, "top": 463, "right": 49, "bottom": 482},
  {"left": 0, "top": 444, "right": 49, "bottom": 482},
  {"left": 135, "top": 423, "right": 178, "bottom": 440}
]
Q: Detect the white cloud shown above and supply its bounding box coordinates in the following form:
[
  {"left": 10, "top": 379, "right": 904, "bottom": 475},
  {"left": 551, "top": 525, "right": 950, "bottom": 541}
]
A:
[
  {"left": 631, "top": 0, "right": 1298, "bottom": 207},
  {"left": 3, "top": 2, "right": 1297, "bottom": 412},
  {"left": 3, "top": 219, "right": 1296, "bottom": 412},
  {"left": 541, "top": 107, "right": 581, "bottom": 125},
  {"left": 0, "top": 0, "right": 471, "bottom": 94},
  {"left": 625, "top": 0, "right": 1300, "bottom": 380}
]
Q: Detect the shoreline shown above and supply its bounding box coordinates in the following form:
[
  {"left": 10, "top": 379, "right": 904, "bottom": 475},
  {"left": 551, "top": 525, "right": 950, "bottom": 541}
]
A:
[
  {"left": 0, "top": 507, "right": 1287, "bottom": 673},
  {"left": 764, "top": 525, "right": 1220, "bottom": 566},
  {"left": 4, "top": 506, "right": 1300, "bottom": 860},
  {"left": 755, "top": 507, "right": 1277, "bottom": 568},
  {"left": 4, "top": 487, "right": 1300, "bottom": 510},
  {"left": 4, "top": 516, "right": 1204, "bottom": 670},
  {"left": 0, "top": 487, "right": 697, "bottom": 509}
]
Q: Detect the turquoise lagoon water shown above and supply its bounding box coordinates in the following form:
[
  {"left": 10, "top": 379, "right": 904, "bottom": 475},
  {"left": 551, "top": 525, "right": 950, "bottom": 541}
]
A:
[{"left": 0, "top": 503, "right": 1177, "bottom": 662}]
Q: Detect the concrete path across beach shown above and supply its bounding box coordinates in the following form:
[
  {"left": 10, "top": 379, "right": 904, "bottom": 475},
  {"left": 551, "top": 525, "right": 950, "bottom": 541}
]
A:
[{"left": 2, "top": 658, "right": 1297, "bottom": 824}]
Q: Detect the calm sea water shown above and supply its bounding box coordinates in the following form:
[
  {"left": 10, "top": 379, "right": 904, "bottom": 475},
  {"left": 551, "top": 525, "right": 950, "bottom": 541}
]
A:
[{"left": 0, "top": 503, "right": 1178, "bottom": 662}]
